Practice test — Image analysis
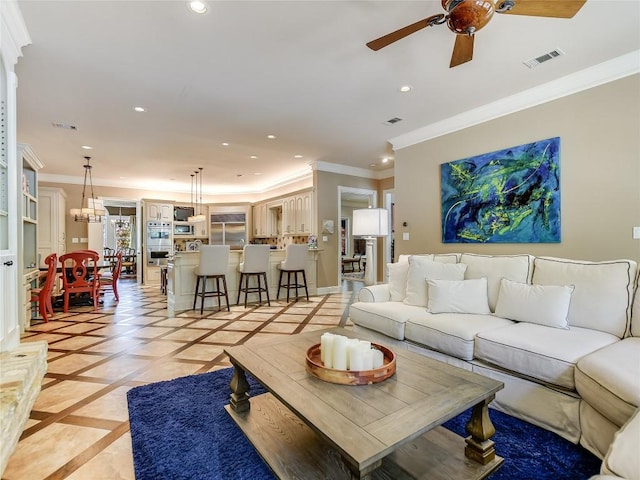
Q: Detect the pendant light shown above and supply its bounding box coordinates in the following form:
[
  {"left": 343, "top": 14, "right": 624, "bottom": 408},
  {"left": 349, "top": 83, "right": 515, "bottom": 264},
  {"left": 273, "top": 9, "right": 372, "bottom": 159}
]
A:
[
  {"left": 187, "top": 167, "right": 206, "bottom": 223},
  {"left": 69, "top": 156, "right": 106, "bottom": 222}
]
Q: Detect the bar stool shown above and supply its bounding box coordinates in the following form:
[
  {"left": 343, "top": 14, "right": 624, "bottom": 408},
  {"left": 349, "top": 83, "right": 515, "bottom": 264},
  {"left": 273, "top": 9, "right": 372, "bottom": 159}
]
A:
[
  {"left": 193, "top": 245, "right": 230, "bottom": 314},
  {"left": 277, "top": 244, "right": 309, "bottom": 302},
  {"left": 236, "top": 245, "right": 271, "bottom": 307}
]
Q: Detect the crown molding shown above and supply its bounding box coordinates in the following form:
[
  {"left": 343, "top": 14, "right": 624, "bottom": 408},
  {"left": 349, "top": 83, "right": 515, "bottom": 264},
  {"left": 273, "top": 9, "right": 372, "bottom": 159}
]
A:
[
  {"left": 39, "top": 167, "right": 314, "bottom": 197},
  {"left": 312, "top": 160, "right": 393, "bottom": 180},
  {"left": 390, "top": 50, "right": 640, "bottom": 151},
  {"left": 1, "top": 1, "right": 31, "bottom": 67}
]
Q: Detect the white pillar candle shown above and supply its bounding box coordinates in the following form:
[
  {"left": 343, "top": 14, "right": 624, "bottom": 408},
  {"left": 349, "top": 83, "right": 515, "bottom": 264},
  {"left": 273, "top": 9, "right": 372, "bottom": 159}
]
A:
[
  {"left": 332, "top": 335, "right": 348, "bottom": 370},
  {"left": 371, "top": 348, "right": 384, "bottom": 369},
  {"left": 362, "top": 347, "right": 374, "bottom": 370},
  {"left": 346, "top": 338, "right": 360, "bottom": 370},
  {"left": 349, "top": 345, "right": 365, "bottom": 371},
  {"left": 320, "top": 333, "right": 334, "bottom": 366},
  {"left": 359, "top": 340, "right": 371, "bottom": 350}
]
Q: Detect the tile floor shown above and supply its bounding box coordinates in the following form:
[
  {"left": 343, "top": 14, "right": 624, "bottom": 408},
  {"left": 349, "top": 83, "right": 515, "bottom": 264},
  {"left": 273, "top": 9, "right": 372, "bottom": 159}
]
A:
[{"left": 3, "top": 279, "right": 360, "bottom": 479}]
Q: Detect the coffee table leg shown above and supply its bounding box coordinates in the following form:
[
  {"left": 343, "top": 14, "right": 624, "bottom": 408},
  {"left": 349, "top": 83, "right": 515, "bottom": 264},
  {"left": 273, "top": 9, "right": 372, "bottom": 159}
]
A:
[
  {"left": 229, "top": 361, "right": 251, "bottom": 413},
  {"left": 464, "top": 395, "right": 497, "bottom": 465}
]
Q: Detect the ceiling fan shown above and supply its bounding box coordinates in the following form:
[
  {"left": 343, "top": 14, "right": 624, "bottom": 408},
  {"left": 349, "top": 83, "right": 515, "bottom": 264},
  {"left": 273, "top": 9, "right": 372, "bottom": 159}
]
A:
[{"left": 366, "top": 0, "right": 587, "bottom": 68}]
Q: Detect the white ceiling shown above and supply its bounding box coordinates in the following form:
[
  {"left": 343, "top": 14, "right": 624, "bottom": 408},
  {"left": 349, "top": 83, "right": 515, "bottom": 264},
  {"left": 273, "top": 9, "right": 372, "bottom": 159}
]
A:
[{"left": 14, "top": 0, "right": 640, "bottom": 197}]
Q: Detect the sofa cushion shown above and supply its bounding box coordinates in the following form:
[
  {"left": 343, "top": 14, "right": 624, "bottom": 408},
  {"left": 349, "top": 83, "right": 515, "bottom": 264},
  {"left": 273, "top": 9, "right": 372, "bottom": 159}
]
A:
[
  {"left": 349, "top": 302, "right": 423, "bottom": 340},
  {"left": 404, "top": 256, "right": 463, "bottom": 307},
  {"left": 460, "top": 254, "right": 533, "bottom": 312},
  {"left": 600, "top": 408, "right": 640, "bottom": 479},
  {"left": 388, "top": 262, "right": 410, "bottom": 301},
  {"left": 475, "top": 323, "right": 620, "bottom": 390},
  {"left": 405, "top": 313, "right": 514, "bottom": 361},
  {"left": 427, "top": 278, "right": 491, "bottom": 315},
  {"left": 403, "top": 255, "right": 435, "bottom": 307},
  {"left": 494, "top": 278, "right": 574, "bottom": 329},
  {"left": 532, "top": 257, "right": 637, "bottom": 338},
  {"left": 575, "top": 337, "right": 640, "bottom": 427}
]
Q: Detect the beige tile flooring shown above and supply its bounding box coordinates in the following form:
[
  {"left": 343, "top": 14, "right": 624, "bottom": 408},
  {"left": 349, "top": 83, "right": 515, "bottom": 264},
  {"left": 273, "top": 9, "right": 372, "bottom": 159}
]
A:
[{"left": 4, "top": 279, "right": 359, "bottom": 480}]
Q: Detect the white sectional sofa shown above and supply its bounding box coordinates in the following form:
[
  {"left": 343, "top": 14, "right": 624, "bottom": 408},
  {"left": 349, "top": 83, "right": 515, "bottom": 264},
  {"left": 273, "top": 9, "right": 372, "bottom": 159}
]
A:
[{"left": 348, "top": 253, "right": 640, "bottom": 464}]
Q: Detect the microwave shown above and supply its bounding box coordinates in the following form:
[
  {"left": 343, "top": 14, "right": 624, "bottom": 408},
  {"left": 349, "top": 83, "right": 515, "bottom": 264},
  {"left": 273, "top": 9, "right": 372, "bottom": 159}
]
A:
[
  {"left": 174, "top": 206, "right": 194, "bottom": 222},
  {"left": 174, "top": 223, "right": 195, "bottom": 236}
]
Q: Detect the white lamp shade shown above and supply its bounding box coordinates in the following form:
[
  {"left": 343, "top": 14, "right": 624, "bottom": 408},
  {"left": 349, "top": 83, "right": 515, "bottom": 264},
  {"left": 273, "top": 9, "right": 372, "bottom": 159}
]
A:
[{"left": 352, "top": 208, "right": 389, "bottom": 237}]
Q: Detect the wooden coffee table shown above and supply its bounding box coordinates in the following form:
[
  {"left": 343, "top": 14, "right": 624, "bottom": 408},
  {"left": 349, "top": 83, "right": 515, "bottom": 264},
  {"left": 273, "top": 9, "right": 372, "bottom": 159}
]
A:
[{"left": 224, "top": 327, "right": 504, "bottom": 479}]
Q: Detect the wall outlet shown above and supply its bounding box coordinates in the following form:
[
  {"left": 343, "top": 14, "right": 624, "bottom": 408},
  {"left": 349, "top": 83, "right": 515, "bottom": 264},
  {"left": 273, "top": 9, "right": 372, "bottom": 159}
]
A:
[
  {"left": 322, "top": 235, "right": 328, "bottom": 242},
  {"left": 633, "top": 227, "right": 640, "bottom": 240},
  {"left": 80, "top": 237, "right": 88, "bottom": 243},
  {"left": 402, "top": 232, "right": 409, "bottom": 241},
  {"left": 71, "top": 237, "right": 79, "bottom": 243}
]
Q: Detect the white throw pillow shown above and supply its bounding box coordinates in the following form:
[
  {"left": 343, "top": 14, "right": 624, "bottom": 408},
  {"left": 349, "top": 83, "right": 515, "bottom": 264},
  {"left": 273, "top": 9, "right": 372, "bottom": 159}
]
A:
[
  {"left": 387, "top": 262, "right": 410, "bottom": 301},
  {"left": 427, "top": 278, "right": 491, "bottom": 314},
  {"left": 404, "top": 257, "right": 466, "bottom": 307},
  {"left": 494, "top": 278, "right": 574, "bottom": 329}
]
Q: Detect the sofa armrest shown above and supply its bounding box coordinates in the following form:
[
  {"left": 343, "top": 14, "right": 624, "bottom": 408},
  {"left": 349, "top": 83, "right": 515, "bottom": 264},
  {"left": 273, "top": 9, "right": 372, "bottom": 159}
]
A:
[{"left": 357, "top": 284, "right": 391, "bottom": 303}]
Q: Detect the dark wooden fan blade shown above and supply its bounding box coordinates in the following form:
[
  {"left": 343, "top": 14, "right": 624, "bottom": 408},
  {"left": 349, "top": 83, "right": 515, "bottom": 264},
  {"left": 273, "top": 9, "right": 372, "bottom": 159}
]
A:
[
  {"left": 366, "top": 15, "right": 444, "bottom": 51},
  {"left": 497, "top": 0, "right": 586, "bottom": 18},
  {"left": 450, "top": 34, "right": 474, "bottom": 68}
]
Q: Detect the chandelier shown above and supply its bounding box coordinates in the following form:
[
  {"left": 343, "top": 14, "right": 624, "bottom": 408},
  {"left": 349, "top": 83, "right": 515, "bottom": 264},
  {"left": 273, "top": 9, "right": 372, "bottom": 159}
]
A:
[
  {"left": 69, "top": 156, "right": 106, "bottom": 222},
  {"left": 188, "top": 167, "right": 207, "bottom": 223}
]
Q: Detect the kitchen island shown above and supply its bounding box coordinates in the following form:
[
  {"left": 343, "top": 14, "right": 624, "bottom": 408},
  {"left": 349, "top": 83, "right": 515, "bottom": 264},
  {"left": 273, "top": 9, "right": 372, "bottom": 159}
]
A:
[{"left": 167, "top": 249, "right": 319, "bottom": 314}]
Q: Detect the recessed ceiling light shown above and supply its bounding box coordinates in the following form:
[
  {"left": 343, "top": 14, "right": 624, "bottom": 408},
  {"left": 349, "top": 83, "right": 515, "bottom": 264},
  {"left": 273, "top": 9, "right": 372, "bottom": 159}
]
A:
[
  {"left": 250, "top": 155, "right": 257, "bottom": 159},
  {"left": 133, "top": 106, "right": 146, "bottom": 112},
  {"left": 294, "top": 154, "right": 303, "bottom": 159},
  {"left": 253, "top": 172, "right": 262, "bottom": 175},
  {"left": 369, "top": 163, "right": 377, "bottom": 168},
  {"left": 222, "top": 142, "right": 229, "bottom": 147},
  {"left": 399, "top": 85, "right": 412, "bottom": 93},
  {"left": 267, "top": 134, "right": 276, "bottom": 139},
  {"left": 236, "top": 174, "right": 244, "bottom": 177},
  {"left": 81, "top": 145, "right": 93, "bottom": 150},
  {"left": 188, "top": 1, "right": 208, "bottom": 14}
]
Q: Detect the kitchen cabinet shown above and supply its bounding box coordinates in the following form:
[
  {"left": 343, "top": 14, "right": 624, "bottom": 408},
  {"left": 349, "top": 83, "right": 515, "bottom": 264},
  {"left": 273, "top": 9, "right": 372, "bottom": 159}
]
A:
[
  {"left": 18, "top": 144, "right": 43, "bottom": 332},
  {"left": 38, "top": 187, "right": 67, "bottom": 266},
  {"left": 253, "top": 202, "right": 268, "bottom": 237},
  {"left": 282, "top": 190, "right": 314, "bottom": 235},
  {"left": 146, "top": 202, "right": 173, "bottom": 221}
]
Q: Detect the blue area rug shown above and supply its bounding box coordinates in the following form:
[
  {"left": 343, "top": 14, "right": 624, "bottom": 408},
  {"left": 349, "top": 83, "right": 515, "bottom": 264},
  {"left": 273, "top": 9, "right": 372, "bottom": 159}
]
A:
[{"left": 127, "top": 368, "right": 600, "bottom": 480}]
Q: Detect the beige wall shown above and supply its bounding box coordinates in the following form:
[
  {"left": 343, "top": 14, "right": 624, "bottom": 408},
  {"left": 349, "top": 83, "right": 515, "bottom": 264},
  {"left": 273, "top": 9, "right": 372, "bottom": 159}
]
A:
[
  {"left": 393, "top": 74, "right": 640, "bottom": 263},
  {"left": 315, "top": 170, "right": 393, "bottom": 288}
]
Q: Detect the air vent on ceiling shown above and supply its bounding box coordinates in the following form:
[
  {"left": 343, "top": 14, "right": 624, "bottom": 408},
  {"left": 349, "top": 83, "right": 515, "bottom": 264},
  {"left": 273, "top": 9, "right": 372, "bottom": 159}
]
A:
[
  {"left": 384, "top": 117, "right": 403, "bottom": 125},
  {"left": 51, "top": 122, "right": 77, "bottom": 130},
  {"left": 523, "top": 48, "right": 565, "bottom": 69}
]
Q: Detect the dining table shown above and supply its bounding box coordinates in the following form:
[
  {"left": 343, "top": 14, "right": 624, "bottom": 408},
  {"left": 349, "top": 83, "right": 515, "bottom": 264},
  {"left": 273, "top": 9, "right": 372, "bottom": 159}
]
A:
[{"left": 38, "top": 260, "right": 113, "bottom": 309}]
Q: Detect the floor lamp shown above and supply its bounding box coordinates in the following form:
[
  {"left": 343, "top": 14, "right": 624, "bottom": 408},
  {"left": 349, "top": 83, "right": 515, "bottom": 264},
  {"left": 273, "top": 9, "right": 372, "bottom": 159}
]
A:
[{"left": 352, "top": 208, "right": 389, "bottom": 286}]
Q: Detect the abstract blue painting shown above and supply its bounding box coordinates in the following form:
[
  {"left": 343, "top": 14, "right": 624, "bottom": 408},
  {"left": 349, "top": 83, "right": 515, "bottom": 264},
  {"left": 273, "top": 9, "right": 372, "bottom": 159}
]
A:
[{"left": 441, "top": 137, "right": 561, "bottom": 243}]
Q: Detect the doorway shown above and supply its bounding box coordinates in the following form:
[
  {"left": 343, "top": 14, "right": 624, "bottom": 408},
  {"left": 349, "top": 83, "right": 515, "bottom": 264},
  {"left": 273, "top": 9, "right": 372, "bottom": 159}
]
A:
[
  {"left": 337, "top": 186, "right": 377, "bottom": 285},
  {"left": 102, "top": 199, "right": 142, "bottom": 284}
]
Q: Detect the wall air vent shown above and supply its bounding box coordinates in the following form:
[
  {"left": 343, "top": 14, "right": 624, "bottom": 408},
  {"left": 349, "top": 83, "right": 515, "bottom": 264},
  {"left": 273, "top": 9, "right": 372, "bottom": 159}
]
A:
[
  {"left": 523, "top": 48, "right": 565, "bottom": 69},
  {"left": 384, "top": 117, "right": 403, "bottom": 126},
  {"left": 51, "top": 122, "right": 77, "bottom": 130}
]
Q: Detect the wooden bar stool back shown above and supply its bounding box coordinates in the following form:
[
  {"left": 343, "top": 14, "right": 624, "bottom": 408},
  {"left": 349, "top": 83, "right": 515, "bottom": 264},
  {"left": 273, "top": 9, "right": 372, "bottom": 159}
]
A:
[
  {"left": 277, "top": 244, "right": 309, "bottom": 302},
  {"left": 193, "top": 245, "right": 230, "bottom": 314},
  {"left": 236, "top": 245, "right": 271, "bottom": 307}
]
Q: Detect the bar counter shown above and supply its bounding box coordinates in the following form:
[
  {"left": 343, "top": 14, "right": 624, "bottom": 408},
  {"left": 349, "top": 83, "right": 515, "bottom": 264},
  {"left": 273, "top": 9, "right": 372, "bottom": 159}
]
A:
[{"left": 166, "top": 249, "right": 319, "bottom": 314}]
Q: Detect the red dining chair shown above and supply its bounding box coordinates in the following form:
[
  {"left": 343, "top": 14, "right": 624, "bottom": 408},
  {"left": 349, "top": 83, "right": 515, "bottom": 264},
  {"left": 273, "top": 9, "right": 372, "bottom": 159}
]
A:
[
  {"left": 59, "top": 250, "right": 100, "bottom": 312},
  {"left": 99, "top": 251, "right": 122, "bottom": 301},
  {"left": 30, "top": 253, "right": 57, "bottom": 322}
]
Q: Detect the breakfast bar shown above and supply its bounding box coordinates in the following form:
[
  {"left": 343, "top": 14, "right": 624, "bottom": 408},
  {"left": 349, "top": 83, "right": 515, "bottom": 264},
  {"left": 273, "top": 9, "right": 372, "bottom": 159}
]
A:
[{"left": 166, "top": 249, "right": 319, "bottom": 314}]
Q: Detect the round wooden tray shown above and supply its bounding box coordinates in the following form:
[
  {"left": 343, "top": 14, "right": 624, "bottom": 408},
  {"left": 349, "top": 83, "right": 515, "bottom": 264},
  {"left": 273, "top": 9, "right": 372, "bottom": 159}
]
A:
[{"left": 305, "top": 343, "right": 396, "bottom": 385}]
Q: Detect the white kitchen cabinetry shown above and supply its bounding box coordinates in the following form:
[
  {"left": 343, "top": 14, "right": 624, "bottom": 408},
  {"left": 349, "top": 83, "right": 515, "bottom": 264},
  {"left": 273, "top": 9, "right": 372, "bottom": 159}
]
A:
[
  {"left": 146, "top": 202, "right": 173, "bottom": 221},
  {"left": 18, "top": 144, "right": 43, "bottom": 332},
  {"left": 253, "top": 202, "right": 268, "bottom": 237},
  {"left": 38, "top": 187, "right": 67, "bottom": 266},
  {"left": 282, "top": 190, "right": 314, "bottom": 236}
]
